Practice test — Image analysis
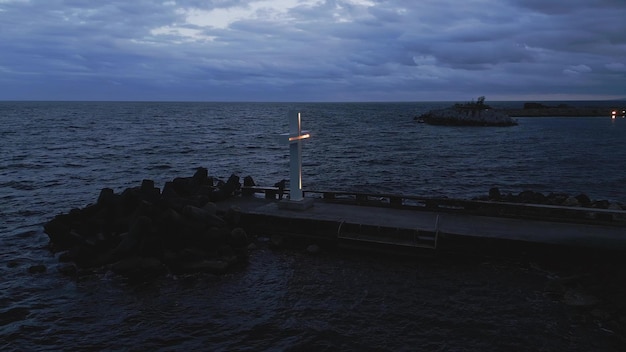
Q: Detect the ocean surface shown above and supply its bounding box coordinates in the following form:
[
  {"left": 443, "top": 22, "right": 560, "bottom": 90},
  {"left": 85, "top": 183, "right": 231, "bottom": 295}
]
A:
[{"left": 1, "top": 101, "right": 626, "bottom": 351}]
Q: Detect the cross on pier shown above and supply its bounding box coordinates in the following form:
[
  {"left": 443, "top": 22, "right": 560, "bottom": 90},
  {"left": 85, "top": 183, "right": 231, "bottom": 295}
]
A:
[{"left": 279, "top": 111, "right": 310, "bottom": 202}]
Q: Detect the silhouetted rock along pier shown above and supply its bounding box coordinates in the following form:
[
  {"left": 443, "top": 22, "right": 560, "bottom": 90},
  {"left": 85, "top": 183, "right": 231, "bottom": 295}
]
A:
[
  {"left": 43, "top": 169, "right": 626, "bottom": 279},
  {"left": 43, "top": 168, "right": 250, "bottom": 279},
  {"left": 223, "top": 185, "right": 626, "bottom": 252}
]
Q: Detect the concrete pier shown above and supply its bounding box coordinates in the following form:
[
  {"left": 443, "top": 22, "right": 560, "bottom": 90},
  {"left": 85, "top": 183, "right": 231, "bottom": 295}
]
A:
[{"left": 218, "top": 189, "right": 626, "bottom": 251}]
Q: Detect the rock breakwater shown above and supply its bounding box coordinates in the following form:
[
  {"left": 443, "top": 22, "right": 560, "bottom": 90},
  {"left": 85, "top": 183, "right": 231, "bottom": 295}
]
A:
[
  {"left": 43, "top": 168, "right": 252, "bottom": 279},
  {"left": 418, "top": 108, "right": 518, "bottom": 126},
  {"left": 475, "top": 187, "right": 625, "bottom": 222},
  {"left": 478, "top": 187, "right": 624, "bottom": 209},
  {"left": 501, "top": 102, "right": 623, "bottom": 117},
  {"left": 416, "top": 97, "right": 518, "bottom": 126}
]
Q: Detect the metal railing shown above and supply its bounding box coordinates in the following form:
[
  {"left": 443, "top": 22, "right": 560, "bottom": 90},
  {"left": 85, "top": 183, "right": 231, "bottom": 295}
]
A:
[{"left": 239, "top": 186, "right": 626, "bottom": 226}]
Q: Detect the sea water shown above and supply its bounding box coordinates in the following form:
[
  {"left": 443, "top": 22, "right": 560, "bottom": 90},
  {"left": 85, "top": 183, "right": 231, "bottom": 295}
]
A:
[{"left": 1, "top": 101, "right": 625, "bottom": 351}]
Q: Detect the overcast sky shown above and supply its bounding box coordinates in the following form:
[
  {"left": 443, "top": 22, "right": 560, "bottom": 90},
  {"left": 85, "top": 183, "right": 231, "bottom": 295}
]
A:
[{"left": 1, "top": 0, "right": 625, "bottom": 102}]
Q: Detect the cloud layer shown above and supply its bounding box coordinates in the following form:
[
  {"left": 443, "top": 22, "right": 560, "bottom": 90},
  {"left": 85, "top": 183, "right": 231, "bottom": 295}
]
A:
[{"left": 1, "top": 0, "right": 625, "bottom": 101}]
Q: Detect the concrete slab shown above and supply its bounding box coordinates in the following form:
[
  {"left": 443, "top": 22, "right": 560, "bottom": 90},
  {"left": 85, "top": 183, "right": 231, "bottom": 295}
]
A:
[
  {"left": 218, "top": 196, "right": 626, "bottom": 250},
  {"left": 277, "top": 198, "right": 314, "bottom": 210}
]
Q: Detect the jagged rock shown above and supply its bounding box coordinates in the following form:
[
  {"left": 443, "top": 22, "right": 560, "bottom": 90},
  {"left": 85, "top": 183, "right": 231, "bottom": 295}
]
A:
[
  {"left": 229, "top": 227, "right": 248, "bottom": 248},
  {"left": 546, "top": 192, "right": 569, "bottom": 205},
  {"left": 97, "top": 188, "right": 117, "bottom": 207},
  {"left": 178, "top": 259, "right": 230, "bottom": 274},
  {"left": 43, "top": 214, "right": 80, "bottom": 250},
  {"left": 203, "top": 202, "right": 217, "bottom": 216},
  {"left": 160, "top": 207, "right": 183, "bottom": 225},
  {"left": 111, "top": 256, "right": 164, "bottom": 277},
  {"left": 223, "top": 206, "right": 242, "bottom": 226},
  {"left": 216, "top": 244, "right": 235, "bottom": 257},
  {"left": 63, "top": 243, "right": 101, "bottom": 268},
  {"left": 172, "top": 176, "right": 199, "bottom": 197},
  {"left": 562, "top": 288, "right": 600, "bottom": 307},
  {"left": 192, "top": 167, "right": 209, "bottom": 185},
  {"left": 112, "top": 216, "right": 152, "bottom": 257},
  {"left": 270, "top": 234, "right": 285, "bottom": 248},
  {"left": 518, "top": 190, "right": 546, "bottom": 204},
  {"left": 242, "top": 176, "right": 256, "bottom": 196},
  {"left": 210, "top": 174, "right": 241, "bottom": 201},
  {"left": 43, "top": 169, "right": 251, "bottom": 279},
  {"left": 562, "top": 196, "right": 580, "bottom": 207},
  {"left": 183, "top": 205, "right": 218, "bottom": 225},
  {"left": 161, "top": 181, "right": 180, "bottom": 200},
  {"left": 591, "top": 200, "right": 610, "bottom": 209},
  {"left": 306, "top": 244, "right": 321, "bottom": 254},
  {"left": 138, "top": 230, "right": 163, "bottom": 259},
  {"left": 243, "top": 176, "right": 255, "bottom": 187},
  {"left": 178, "top": 247, "right": 210, "bottom": 262},
  {"left": 575, "top": 194, "right": 592, "bottom": 206},
  {"left": 488, "top": 187, "right": 501, "bottom": 201},
  {"left": 609, "top": 203, "right": 626, "bottom": 221},
  {"left": 139, "top": 179, "right": 160, "bottom": 204},
  {"left": 479, "top": 187, "right": 626, "bottom": 225},
  {"left": 201, "top": 227, "right": 229, "bottom": 247}
]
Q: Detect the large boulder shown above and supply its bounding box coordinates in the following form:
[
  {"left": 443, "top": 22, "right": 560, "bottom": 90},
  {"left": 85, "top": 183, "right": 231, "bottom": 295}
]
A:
[
  {"left": 43, "top": 170, "right": 252, "bottom": 278},
  {"left": 488, "top": 187, "right": 501, "bottom": 201},
  {"left": 210, "top": 174, "right": 241, "bottom": 201}
]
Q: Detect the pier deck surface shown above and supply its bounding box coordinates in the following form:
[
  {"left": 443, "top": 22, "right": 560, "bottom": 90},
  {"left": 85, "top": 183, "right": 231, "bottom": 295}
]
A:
[{"left": 218, "top": 196, "right": 626, "bottom": 250}]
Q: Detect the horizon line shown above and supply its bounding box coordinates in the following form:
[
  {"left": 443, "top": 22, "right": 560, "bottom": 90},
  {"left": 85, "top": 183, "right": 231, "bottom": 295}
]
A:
[{"left": 1, "top": 98, "right": 625, "bottom": 104}]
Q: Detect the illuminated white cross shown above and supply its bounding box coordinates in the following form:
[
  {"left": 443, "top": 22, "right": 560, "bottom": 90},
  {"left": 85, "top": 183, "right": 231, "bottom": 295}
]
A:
[{"left": 279, "top": 111, "right": 310, "bottom": 201}]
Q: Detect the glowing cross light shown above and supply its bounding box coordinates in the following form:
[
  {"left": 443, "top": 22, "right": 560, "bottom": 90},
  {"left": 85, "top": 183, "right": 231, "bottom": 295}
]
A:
[{"left": 279, "top": 111, "right": 310, "bottom": 202}]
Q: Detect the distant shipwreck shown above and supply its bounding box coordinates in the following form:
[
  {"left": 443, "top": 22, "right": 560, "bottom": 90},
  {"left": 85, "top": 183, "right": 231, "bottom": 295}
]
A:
[{"left": 416, "top": 97, "right": 518, "bottom": 127}]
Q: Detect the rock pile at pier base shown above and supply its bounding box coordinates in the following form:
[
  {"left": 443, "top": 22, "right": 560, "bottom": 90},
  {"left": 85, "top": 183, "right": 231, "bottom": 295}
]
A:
[
  {"left": 43, "top": 168, "right": 251, "bottom": 279},
  {"left": 478, "top": 187, "right": 625, "bottom": 212}
]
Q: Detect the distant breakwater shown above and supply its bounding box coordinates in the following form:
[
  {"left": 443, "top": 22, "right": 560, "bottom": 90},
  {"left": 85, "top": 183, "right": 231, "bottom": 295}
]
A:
[
  {"left": 416, "top": 97, "right": 518, "bottom": 126},
  {"left": 499, "top": 102, "right": 625, "bottom": 117},
  {"left": 417, "top": 108, "right": 518, "bottom": 126},
  {"left": 417, "top": 100, "right": 625, "bottom": 125}
]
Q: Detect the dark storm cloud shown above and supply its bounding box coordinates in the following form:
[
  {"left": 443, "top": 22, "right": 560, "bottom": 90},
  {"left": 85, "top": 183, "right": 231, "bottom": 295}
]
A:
[{"left": 0, "top": 0, "right": 624, "bottom": 101}]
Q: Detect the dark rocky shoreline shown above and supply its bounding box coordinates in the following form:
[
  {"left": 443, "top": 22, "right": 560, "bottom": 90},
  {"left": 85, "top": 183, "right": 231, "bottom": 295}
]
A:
[
  {"left": 41, "top": 169, "right": 625, "bottom": 279},
  {"left": 43, "top": 168, "right": 252, "bottom": 279}
]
